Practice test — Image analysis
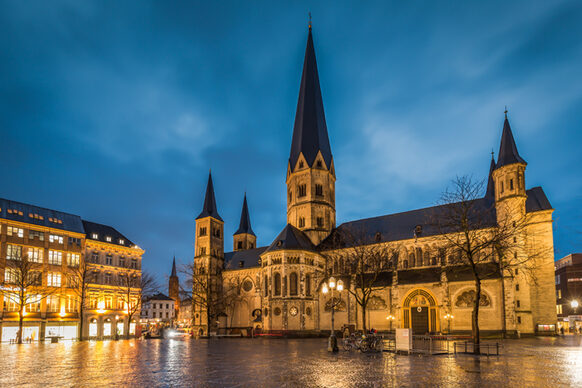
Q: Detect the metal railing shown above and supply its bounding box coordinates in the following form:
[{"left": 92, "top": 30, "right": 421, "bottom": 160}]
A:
[{"left": 453, "top": 341, "right": 501, "bottom": 356}]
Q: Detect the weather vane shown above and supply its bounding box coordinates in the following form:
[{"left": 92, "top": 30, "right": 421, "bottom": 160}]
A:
[
  {"left": 308, "top": 12, "right": 312, "bottom": 29},
  {"left": 504, "top": 105, "right": 508, "bottom": 117}
]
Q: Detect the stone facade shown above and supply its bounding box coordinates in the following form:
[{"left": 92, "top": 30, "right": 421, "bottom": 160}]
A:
[{"left": 190, "top": 26, "right": 557, "bottom": 336}]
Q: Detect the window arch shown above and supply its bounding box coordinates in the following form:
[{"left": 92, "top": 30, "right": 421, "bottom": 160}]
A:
[
  {"left": 289, "top": 272, "right": 298, "bottom": 296},
  {"left": 264, "top": 275, "right": 268, "bottom": 296},
  {"left": 409, "top": 253, "right": 415, "bottom": 268},
  {"left": 305, "top": 274, "right": 312, "bottom": 296},
  {"left": 274, "top": 273, "right": 281, "bottom": 296}
]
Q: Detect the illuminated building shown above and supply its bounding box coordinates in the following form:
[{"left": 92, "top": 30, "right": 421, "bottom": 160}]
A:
[
  {"left": 0, "top": 199, "right": 144, "bottom": 341},
  {"left": 555, "top": 254, "right": 582, "bottom": 333},
  {"left": 191, "top": 25, "right": 557, "bottom": 337}
]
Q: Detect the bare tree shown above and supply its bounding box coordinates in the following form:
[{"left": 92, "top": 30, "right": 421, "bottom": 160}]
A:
[
  {"left": 116, "top": 269, "right": 158, "bottom": 338},
  {"left": 432, "top": 176, "right": 542, "bottom": 353},
  {"left": 0, "top": 252, "right": 58, "bottom": 344},
  {"left": 321, "top": 228, "right": 399, "bottom": 332},
  {"left": 65, "top": 256, "right": 95, "bottom": 341},
  {"left": 180, "top": 263, "right": 242, "bottom": 334}
]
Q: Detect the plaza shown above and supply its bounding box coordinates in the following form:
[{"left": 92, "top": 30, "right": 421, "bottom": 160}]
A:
[{"left": 1, "top": 337, "right": 581, "bottom": 387}]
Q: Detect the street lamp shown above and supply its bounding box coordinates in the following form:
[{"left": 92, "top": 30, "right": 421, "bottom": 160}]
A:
[
  {"left": 322, "top": 276, "right": 343, "bottom": 352},
  {"left": 444, "top": 313, "right": 454, "bottom": 334},
  {"left": 386, "top": 315, "right": 395, "bottom": 332}
]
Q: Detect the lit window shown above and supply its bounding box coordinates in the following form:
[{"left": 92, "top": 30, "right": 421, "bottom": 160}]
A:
[
  {"left": 6, "top": 244, "right": 22, "bottom": 260},
  {"left": 106, "top": 236, "right": 112, "bottom": 242},
  {"left": 106, "top": 254, "right": 113, "bottom": 265},
  {"left": 28, "top": 247, "right": 43, "bottom": 263},
  {"left": 92, "top": 233, "right": 98, "bottom": 239},
  {"left": 119, "top": 239, "right": 125, "bottom": 245},
  {"left": 49, "top": 234, "right": 64, "bottom": 244},
  {"left": 4, "top": 268, "right": 18, "bottom": 283},
  {"left": 48, "top": 250, "right": 63, "bottom": 265},
  {"left": 67, "top": 253, "right": 80, "bottom": 267},
  {"left": 47, "top": 272, "right": 62, "bottom": 287},
  {"left": 7, "top": 226, "right": 24, "bottom": 238}
]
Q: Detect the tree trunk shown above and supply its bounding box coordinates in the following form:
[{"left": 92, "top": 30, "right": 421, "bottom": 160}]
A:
[
  {"left": 125, "top": 312, "right": 132, "bottom": 339},
  {"left": 361, "top": 303, "right": 367, "bottom": 332},
  {"left": 17, "top": 306, "right": 24, "bottom": 344},
  {"left": 472, "top": 277, "right": 482, "bottom": 355},
  {"left": 78, "top": 305, "right": 85, "bottom": 341}
]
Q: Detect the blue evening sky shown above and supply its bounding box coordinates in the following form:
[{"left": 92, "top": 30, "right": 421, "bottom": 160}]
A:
[{"left": 1, "top": 1, "right": 581, "bottom": 286}]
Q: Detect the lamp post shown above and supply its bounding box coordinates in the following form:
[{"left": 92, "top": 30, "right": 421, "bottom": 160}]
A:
[
  {"left": 322, "top": 277, "right": 343, "bottom": 352},
  {"left": 444, "top": 313, "right": 454, "bottom": 334},
  {"left": 386, "top": 315, "right": 395, "bottom": 332}
]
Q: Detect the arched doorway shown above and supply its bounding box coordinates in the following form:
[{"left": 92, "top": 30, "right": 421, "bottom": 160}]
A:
[{"left": 402, "top": 289, "right": 439, "bottom": 334}]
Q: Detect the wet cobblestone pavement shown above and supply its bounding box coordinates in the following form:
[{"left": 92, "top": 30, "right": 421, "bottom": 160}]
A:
[{"left": 1, "top": 336, "right": 581, "bottom": 387}]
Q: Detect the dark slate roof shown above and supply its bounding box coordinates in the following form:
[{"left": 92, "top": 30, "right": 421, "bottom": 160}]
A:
[
  {"left": 320, "top": 199, "right": 497, "bottom": 249},
  {"left": 0, "top": 198, "right": 84, "bottom": 234},
  {"left": 234, "top": 194, "right": 255, "bottom": 236},
  {"left": 496, "top": 115, "right": 526, "bottom": 169},
  {"left": 224, "top": 246, "right": 268, "bottom": 269},
  {"left": 525, "top": 187, "right": 553, "bottom": 212},
  {"left": 82, "top": 220, "right": 135, "bottom": 247},
  {"left": 146, "top": 293, "right": 174, "bottom": 302},
  {"left": 485, "top": 155, "right": 496, "bottom": 201},
  {"left": 171, "top": 257, "right": 177, "bottom": 277},
  {"left": 289, "top": 27, "right": 333, "bottom": 171},
  {"left": 320, "top": 186, "right": 552, "bottom": 250},
  {"left": 196, "top": 172, "right": 223, "bottom": 221},
  {"left": 265, "top": 224, "right": 316, "bottom": 253}
]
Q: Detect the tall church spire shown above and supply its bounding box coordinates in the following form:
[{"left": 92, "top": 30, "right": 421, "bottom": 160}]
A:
[
  {"left": 289, "top": 26, "right": 333, "bottom": 171},
  {"left": 234, "top": 194, "right": 255, "bottom": 236},
  {"left": 496, "top": 111, "right": 526, "bottom": 169},
  {"left": 196, "top": 171, "right": 222, "bottom": 221}
]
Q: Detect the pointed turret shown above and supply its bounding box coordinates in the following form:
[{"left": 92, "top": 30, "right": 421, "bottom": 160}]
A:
[
  {"left": 233, "top": 194, "right": 257, "bottom": 251},
  {"left": 289, "top": 26, "right": 333, "bottom": 171},
  {"left": 496, "top": 112, "right": 526, "bottom": 169},
  {"left": 196, "top": 171, "right": 222, "bottom": 221},
  {"left": 234, "top": 194, "right": 255, "bottom": 236},
  {"left": 485, "top": 153, "right": 496, "bottom": 200}
]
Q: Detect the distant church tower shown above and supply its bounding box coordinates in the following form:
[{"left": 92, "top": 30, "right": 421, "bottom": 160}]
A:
[
  {"left": 169, "top": 257, "right": 179, "bottom": 316},
  {"left": 286, "top": 25, "right": 336, "bottom": 245},
  {"left": 193, "top": 171, "right": 224, "bottom": 335},
  {"left": 233, "top": 194, "right": 256, "bottom": 251}
]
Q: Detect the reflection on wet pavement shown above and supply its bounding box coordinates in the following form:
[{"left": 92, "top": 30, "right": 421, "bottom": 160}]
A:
[{"left": 1, "top": 336, "right": 581, "bottom": 387}]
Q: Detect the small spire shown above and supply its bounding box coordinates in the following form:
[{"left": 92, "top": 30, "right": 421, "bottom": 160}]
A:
[
  {"left": 196, "top": 171, "right": 223, "bottom": 221},
  {"left": 308, "top": 12, "right": 312, "bottom": 30},
  {"left": 234, "top": 193, "right": 255, "bottom": 236},
  {"left": 496, "top": 111, "right": 526, "bottom": 169},
  {"left": 504, "top": 105, "right": 508, "bottom": 118},
  {"left": 485, "top": 153, "right": 496, "bottom": 200},
  {"left": 171, "top": 257, "right": 177, "bottom": 277}
]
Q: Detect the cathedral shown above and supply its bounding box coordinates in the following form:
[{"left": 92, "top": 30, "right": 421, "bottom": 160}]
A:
[{"left": 190, "top": 26, "right": 557, "bottom": 336}]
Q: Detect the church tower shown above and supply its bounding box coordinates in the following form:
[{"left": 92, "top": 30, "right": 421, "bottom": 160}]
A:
[
  {"left": 492, "top": 111, "right": 527, "bottom": 222},
  {"left": 169, "top": 257, "right": 180, "bottom": 317},
  {"left": 193, "top": 171, "right": 224, "bottom": 335},
  {"left": 286, "top": 25, "right": 336, "bottom": 246},
  {"left": 233, "top": 194, "right": 256, "bottom": 251}
]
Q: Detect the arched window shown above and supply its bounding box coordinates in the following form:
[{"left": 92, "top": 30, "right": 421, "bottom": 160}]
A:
[
  {"left": 424, "top": 251, "right": 430, "bottom": 266},
  {"left": 264, "top": 275, "right": 268, "bottom": 296},
  {"left": 274, "top": 273, "right": 281, "bottom": 296},
  {"left": 409, "top": 253, "right": 415, "bottom": 268},
  {"left": 289, "top": 272, "right": 298, "bottom": 296},
  {"left": 416, "top": 248, "right": 423, "bottom": 265},
  {"left": 333, "top": 260, "right": 339, "bottom": 274},
  {"left": 305, "top": 274, "right": 311, "bottom": 296},
  {"left": 403, "top": 260, "right": 408, "bottom": 269}
]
